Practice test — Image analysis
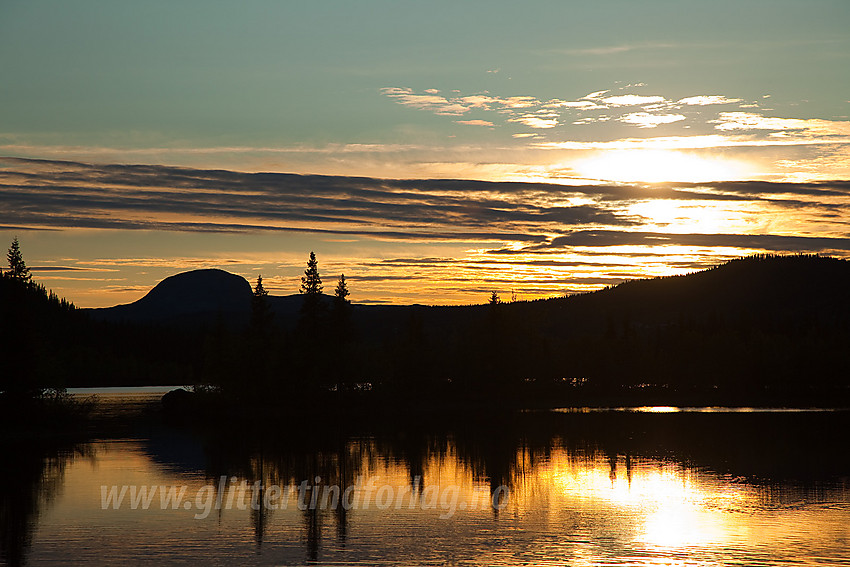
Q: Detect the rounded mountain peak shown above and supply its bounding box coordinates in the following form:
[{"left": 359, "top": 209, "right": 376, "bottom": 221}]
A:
[{"left": 134, "top": 269, "right": 252, "bottom": 319}]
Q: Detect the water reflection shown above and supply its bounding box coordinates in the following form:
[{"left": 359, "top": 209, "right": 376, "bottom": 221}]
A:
[
  {"left": 6, "top": 408, "right": 850, "bottom": 566},
  {"left": 0, "top": 439, "right": 91, "bottom": 567}
]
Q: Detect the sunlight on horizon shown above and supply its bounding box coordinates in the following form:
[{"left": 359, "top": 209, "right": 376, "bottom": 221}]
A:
[
  {"left": 626, "top": 199, "right": 757, "bottom": 234},
  {"left": 575, "top": 150, "right": 749, "bottom": 183}
]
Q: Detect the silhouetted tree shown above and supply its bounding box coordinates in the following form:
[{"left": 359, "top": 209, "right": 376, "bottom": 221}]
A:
[
  {"left": 301, "top": 252, "right": 323, "bottom": 296},
  {"left": 299, "top": 251, "right": 326, "bottom": 327},
  {"left": 250, "top": 275, "right": 273, "bottom": 335},
  {"left": 331, "top": 274, "right": 352, "bottom": 337},
  {"left": 334, "top": 274, "right": 350, "bottom": 306},
  {"left": 1, "top": 238, "right": 37, "bottom": 398},
  {"left": 330, "top": 274, "right": 354, "bottom": 391},
  {"left": 6, "top": 237, "right": 31, "bottom": 283},
  {"left": 243, "top": 275, "right": 278, "bottom": 396},
  {"left": 489, "top": 291, "right": 500, "bottom": 305},
  {"left": 296, "top": 252, "right": 328, "bottom": 389}
]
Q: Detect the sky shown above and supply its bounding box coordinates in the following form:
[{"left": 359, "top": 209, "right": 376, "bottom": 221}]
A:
[{"left": 1, "top": 0, "right": 849, "bottom": 306}]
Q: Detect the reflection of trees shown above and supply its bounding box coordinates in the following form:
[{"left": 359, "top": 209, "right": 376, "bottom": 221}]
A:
[
  {"left": 193, "top": 409, "right": 850, "bottom": 562},
  {"left": 202, "top": 426, "right": 367, "bottom": 558},
  {"left": 199, "top": 412, "right": 589, "bottom": 558},
  {"left": 0, "top": 440, "right": 91, "bottom": 567}
]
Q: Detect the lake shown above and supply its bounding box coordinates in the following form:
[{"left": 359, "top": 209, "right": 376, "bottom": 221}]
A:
[{"left": 2, "top": 388, "right": 848, "bottom": 566}]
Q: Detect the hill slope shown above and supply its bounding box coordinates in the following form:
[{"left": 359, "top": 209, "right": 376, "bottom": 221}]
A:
[
  {"left": 90, "top": 269, "right": 253, "bottom": 324},
  {"left": 76, "top": 255, "right": 849, "bottom": 403},
  {"left": 87, "top": 255, "right": 850, "bottom": 338}
]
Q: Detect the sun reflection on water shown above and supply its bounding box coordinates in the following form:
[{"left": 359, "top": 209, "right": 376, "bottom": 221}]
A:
[{"left": 23, "top": 430, "right": 850, "bottom": 566}]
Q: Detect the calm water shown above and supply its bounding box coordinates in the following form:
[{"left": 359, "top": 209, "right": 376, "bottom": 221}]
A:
[{"left": 3, "top": 389, "right": 849, "bottom": 566}]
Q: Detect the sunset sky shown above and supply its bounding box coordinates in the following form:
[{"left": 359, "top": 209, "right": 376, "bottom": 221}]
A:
[{"left": 2, "top": 1, "right": 849, "bottom": 306}]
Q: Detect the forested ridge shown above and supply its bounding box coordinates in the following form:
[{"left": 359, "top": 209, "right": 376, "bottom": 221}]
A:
[{"left": 2, "top": 241, "right": 848, "bottom": 407}]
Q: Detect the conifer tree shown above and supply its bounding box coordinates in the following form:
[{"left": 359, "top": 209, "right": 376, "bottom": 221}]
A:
[
  {"left": 254, "top": 274, "right": 268, "bottom": 297},
  {"left": 298, "top": 251, "right": 325, "bottom": 327},
  {"left": 300, "top": 251, "right": 323, "bottom": 296},
  {"left": 6, "top": 237, "right": 31, "bottom": 283},
  {"left": 330, "top": 273, "right": 354, "bottom": 391},
  {"left": 334, "top": 274, "right": 350, "bottom": 305},
  {"left": 250, "top": 275, "right": 273, "bottom": 334},
  {"left": 296, "top": 252, "right": 327, "bottom": 389},
  {"left": 331, "top": 273, "right": 352, "bottom": 332}
]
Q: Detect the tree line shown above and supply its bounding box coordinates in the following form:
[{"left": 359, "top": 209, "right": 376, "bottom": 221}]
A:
[
  {"left": 0, "top": 237, "right": 79, "bottom": 400},
  {"left": 209, "top": 251, "right": 358, "bottom": 404},
  {"left": 3, "top": 237, "right": 849, "bottom": 408}
]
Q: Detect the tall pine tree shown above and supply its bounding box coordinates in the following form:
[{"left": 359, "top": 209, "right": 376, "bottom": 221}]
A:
[
  {"left": 6, "top": 237, "right": 31, "bottom": 283},
  {"left": 330, "top": 274, "right": 354, "bottom": 391},
  {"left": 296, "top": 252, "right": 327, "bottom": 389},
  {"left": 299, "top": 251, "right": 323, "bottom": 319},
  {"left": 300, "top": 252, "right": 323, "bottom": 295},
  {"left": 250, "top": 275, "right": 273, "bottom": 335},
  {"left": 334, "top": 274, "right": 350, "bottom": 306}
]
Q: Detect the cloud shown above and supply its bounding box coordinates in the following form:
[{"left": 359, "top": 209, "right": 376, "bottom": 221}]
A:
[
  {"left": 455, "top": 119, "right": 494, "bottom": 127},
  {"left": 509, "top": 116, "right": 558, "bottom": 129},
  {"left": 544, "top": 100, "right": 604, "bottom": 109},
  {"left": 619, "top": 113, "right": 686, "bottom": 128},
  {"left": 535, "top": 132, "right": 850, "bottom": 151},
  {"left": 677, "top": 95, "right": 742, "bottom": 106},
  {"left": 712, "top": 112, "right": 850, "bottom": 137},
  {"left": 457, "top": 95, "right": 499, "bottom": 109},
  {"left": 14, "top": 156, "right": 842, "bottom": 305},
  {"left": 381, "top": 88, "right": 543, "bottom": 118},
  {"left": 380, "top": 87, "right": 470, "bottom": 116},
  {"left": 29, "top": 266, "right": 96, "bottom": 271},
  {"left": 601, "top": 95, "right": 667, "bottom": 106},
  {"left": 572, "top": 116, "right": 612, "bottom": 125},
  {"left": 0, "top": 157, "right": 641, "bottom": 243},
  {"left": 499, "top": 97, "right": 539, "bottom": 109},
  {"left": 376, "top": 85, "right": 849, "bottom": 166},
  {"left": 557, "top": 43, "right": 678, "bottom": 56},
  {"left": 3, "top": 158, "right": 847, "bottom": 264},
  {"left": 512, "top": 230, "right": 850, "bottom": 253}
]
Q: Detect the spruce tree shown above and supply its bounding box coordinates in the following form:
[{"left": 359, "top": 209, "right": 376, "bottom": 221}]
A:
[
  {"left": 299, "top": 251, "right": 324, "bottom": 322},
  {"left": 6, "top": 237, "right": 31, "bottom": 283},
  {"left": 296, "top": 252, "right": 327, "bottom": 389},
  {"left": 300, "top": 251, "right": 323, "bottom": 296},
  {"left": 250, "top": 275, "right": 273, "bottom": 334},
  {"left": 245, "top": 274, "right": 275, "bottom": 395},
  {"left": 334, "top": 274, "right": 350, "bottom": 305},
  {"left": 331, "top": 273, "right": 352, "bottom": 333},
  {"left": 330, "top": 273, "right": 354, "bottom": 392}
]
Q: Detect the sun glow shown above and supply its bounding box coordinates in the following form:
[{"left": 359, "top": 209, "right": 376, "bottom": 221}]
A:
[
  {"left": 576, "top": 150, "right": 747, "bottom": 183},
  {"left": 538, "top": 455, "right": 746, "bottom": 552},
  {"left": 627, "top": 199, "right": 757, "bottom": 234}
]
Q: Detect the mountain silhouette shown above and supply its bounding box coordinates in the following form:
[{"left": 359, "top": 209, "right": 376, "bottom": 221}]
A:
[
  {"left": 89, "top": 268, "right": 342, "bottom": 326},
  {"left": 30, "top": 254, "right": 850, "bottom": 401},
  {"left": 91, "top": 268, "right": 253, "bottom": 324},
  {"left": 87, "top": 254, "right": 850, "bottom": 333}
]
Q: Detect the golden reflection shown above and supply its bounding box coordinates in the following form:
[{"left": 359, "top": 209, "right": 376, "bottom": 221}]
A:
[
  {"left": 24, "top": 435, "right": 850, "bottom": 565},
  {"left": 525, "top": 452, "right": 752, "bottom": 556},
  {"left": 635, "top": 406, "right": 680, "bottom": 413}
]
